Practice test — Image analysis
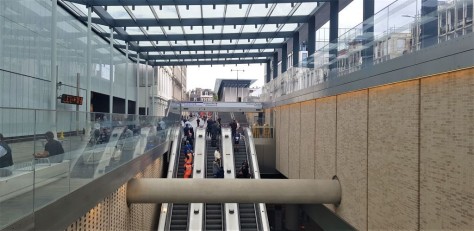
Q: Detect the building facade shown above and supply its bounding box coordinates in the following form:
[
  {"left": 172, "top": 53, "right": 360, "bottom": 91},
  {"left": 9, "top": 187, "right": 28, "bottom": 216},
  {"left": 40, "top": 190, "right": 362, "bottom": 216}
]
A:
[{"left": 188, "top": 88, "right": 215, "bottom": 102}]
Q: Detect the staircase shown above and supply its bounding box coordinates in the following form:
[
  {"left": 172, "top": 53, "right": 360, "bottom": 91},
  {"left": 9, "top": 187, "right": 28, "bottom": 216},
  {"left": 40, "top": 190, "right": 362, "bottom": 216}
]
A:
[{"left": 205, "top": 139, "right": 223, "bottom": 231}]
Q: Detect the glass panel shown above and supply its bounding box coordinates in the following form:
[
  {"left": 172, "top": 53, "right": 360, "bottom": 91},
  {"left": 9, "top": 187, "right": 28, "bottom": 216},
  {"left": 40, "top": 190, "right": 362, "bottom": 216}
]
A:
[
  {"left": 226, "top": 4, "right": 249, "bottom": 17},
  {"left": 271, "top": 3, "right": 292, "bottom": 17},
  {"left": 107, "top": 6, "right": 130, "bottom": 19},
  {"left": 249, "top": 4, "right": 271, "bottom": 17},
  {"left": 152, "top": 5, "right": 178, "bottom": 18},
  {"left": 126, "top": 27, "right": 145, "bottom": 35},
  {"left": 293, "top": 3, "right": 319, "bottom": 16},
  {"left": 223, "top": 25, "right": 240, "bottom": 33},
  {"left": 203, "top": 5, "right": 226, "bottom": 18},
  {"left": 178, "top": 5, "right": 202, "bottom": 18},
  {"left": 241, "top": 24, "right": 260, "bottom": 33},
  {"left": 203, "top": 25, "right": 222, "bottom": 33},
  {"left": 131, "top": 6, "right": 155, "bottom": 18},
  {"left": 166, "top": 26, "right": 184, "bottom": 34}
]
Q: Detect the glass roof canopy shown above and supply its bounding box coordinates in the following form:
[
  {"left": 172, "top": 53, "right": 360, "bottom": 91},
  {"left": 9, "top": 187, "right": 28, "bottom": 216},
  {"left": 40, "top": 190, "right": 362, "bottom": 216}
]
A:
[{"left": 61, "top": 0, "right": 324, "bottom": 66}]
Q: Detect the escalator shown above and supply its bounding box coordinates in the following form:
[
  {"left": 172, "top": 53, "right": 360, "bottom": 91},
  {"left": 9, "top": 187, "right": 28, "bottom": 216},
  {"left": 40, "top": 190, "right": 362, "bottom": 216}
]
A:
[
  {"left": 234, "top": 137, "right": 258, "bottom": 231},
  {"left": 205, "top": 139, "right": 224, "bottom": 231},
  {"left": 218, "top": 112, "right": 232, "bottom": 125},
  {"left": 169, "top": 140, "right": 189, "bottom": 230}
]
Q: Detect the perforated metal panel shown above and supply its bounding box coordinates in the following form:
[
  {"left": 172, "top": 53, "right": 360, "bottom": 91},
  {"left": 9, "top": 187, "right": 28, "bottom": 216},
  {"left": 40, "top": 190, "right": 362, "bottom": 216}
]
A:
[{"left": 65, "top": 157, "right": 163, "bottom": 231}]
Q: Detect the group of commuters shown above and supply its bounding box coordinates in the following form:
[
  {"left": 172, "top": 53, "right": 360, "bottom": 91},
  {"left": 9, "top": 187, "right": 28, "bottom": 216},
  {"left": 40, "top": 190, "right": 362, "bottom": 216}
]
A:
[
  {"left": 182, "top": 119, "right": 195, "bottom": 179},
  {"left": 0, "top": 131, "right": 65, "bottom": 177}
]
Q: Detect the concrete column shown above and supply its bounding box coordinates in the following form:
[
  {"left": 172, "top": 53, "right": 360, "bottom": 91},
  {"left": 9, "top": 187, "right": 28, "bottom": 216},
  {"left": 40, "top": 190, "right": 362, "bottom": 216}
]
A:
[
  {"left": 127, "top": 179, "right": 341, "bottom": 204},
  {"left": 136, "top": 54, "right": 140, "bottom": 115},
  {"left": 272, "top": 52, "right": 278, "bottom": 79},
  {"left": 363, "top": 0, "right": 374, "bottom": 67},
  {"left": 266, "top": 60, "right": 271, "bottom": 83},
  {"left": 86, "top": 7, "right": 92, "bottom": 115},
  {"left": 145, "top": 61, "right": 149, "bottom": 115},
  {"left": 125, "top": 43, "right": 129, "bottom": 114},
  {"left": 329, "top": 1, "right": 339, "bottom": 70},
  {"left": 151, "top": 66, "right": 155, "bottom": 116},
  {"left": 281, "top": 43, "right": 288, "bottom": 72},
  {"left": 50, "top": 0, "right": 58, "bottom": 132},
  {"left": 421, "top": 0, "right": 438, "bottom": 48},
  {"left": 293, "top": 31, "right": 300, "bottom": 67},
  {"left": 307, "top": 15, "right": 316, "bottom": 68},
  {"left": 109, "top": 27, "right": 114, "bottom": 114}
]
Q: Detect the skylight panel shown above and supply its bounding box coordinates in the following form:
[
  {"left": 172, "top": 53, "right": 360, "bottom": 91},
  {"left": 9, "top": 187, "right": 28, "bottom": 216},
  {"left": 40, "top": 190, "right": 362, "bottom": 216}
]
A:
[
  {"left": 132, "top": 6, "right": 155, "bottom": 18},
  {"left": 248, "top": 4, "right": 271, "bottom": 17},
  {"left": 107, "top": 6, "right": 130, "bottom": 19},
  {"left": 202, "top": 5, "right": 225, "bottom": 18},
  {"left": 271, "top": 3, "right": 293, "bottom": 17},
  {"left": 152, "top": 5, "right": 178, "bottom": 18},
  {"left": 293, "top": 3, "right": 319, "bottom": 16},
  {"left": 226, "top": 4, "right": 249, "bottom": 18},
  {"left": 178, "top": 5, "right": 202, "bottom": 18}
]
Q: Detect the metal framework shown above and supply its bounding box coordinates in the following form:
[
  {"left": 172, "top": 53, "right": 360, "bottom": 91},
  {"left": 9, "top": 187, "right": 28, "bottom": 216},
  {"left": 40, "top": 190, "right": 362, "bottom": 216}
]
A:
[{"left": 61, "top": 0, "right": 332, "bottom": 66}]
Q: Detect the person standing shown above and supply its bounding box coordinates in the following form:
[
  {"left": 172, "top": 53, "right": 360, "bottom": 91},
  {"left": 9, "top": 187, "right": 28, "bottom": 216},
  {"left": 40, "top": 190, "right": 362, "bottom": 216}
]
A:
[
  {"left": 212, "top": 159, "right": 221, "bottom": 178},
  {"left": 34, "top": 131, "right": 65, "bottom": 163},
  {"left": 183, "top": 162, "right": 193, "bottom": 179},
  {"left": 197, "top": 117, "right": 201, "bottom": 127},
  {"left": 214, "top": 147, "right": 221, "bottom": 161},
  {"left": 0, "top": 133, "right": 13, "bottom": 170},
  {"left": 230, "top": 120, "right": 237, "bottom": 137}
]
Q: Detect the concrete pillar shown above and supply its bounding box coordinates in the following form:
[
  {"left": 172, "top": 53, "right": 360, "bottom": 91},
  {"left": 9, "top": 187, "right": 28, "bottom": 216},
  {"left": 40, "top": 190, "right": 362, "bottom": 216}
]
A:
[
  {"left": 363, "top": 0, "right": 374, "bottom": 67},
  {"left": 307, "top": 15, "right": 316, "bottom": 68},
  {"left": 329, "top": 1, "right": 339, "bottom": 70},
  {"left": 281, "top": 43, "right": 288, "bottom": 72},
  {"left": 86, "top": 7, "right": 92, "bottom": 115},
  {"left": 421, "top": 0, "right": 438, "bottom": 48},
  {"left": 125, "top": 43, "right": 129, "bottom": 114},
  {"left": 273, "top": 52, "right": 279, "bottom": 79},
  {"left": 293, "top": 31, "right": 300, "bottom": 67},
  {"left": 266, "top": 60, "right": 271, "bottom": 83},
  {"left": 109, "top": 27, "right": 114, "bottom": 114},
  {"left": 127, "top": 179, "right": 341, "bottom": 204},
  {"left": 50, "top": 0, "right": 58, "bottom": 132},
  {"left": 136, "top": 54, "right": 140, "bottom": 115}
]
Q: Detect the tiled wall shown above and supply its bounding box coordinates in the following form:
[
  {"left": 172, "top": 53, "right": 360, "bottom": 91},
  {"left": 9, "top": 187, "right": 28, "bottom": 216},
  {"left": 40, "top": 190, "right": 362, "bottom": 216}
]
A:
[{"left": 274, "top": 67, "right": 474, "bottom": 230}]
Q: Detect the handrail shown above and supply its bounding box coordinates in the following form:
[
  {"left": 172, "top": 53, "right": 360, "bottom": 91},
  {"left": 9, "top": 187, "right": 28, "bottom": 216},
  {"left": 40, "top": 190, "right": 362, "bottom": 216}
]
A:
[
  {"left": 188, "top": 127, "right": 207, "bottom": 231},
  {"left": 221, "top": 128, "right": 240, "bottom": 231},
  {"left": 157, "top": 127, "right": 181, "bottom": 231},
  {"left": 244, "top": 128, "right": 271, "bottom": 231}
]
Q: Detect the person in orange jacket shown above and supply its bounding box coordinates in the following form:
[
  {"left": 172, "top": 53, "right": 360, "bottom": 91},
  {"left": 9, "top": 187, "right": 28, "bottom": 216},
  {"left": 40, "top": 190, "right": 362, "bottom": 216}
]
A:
[
  {"left": 184, "top": 162, "right": 192, "bottom": 178},
  {"left": 185, "top": 150, "right": 193, "bottom": 164}
]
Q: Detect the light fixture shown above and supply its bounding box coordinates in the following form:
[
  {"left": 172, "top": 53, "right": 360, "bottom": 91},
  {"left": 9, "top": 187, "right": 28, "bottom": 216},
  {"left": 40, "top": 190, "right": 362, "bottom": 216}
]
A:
[
  {"left": 213, "top": 4, "right": 216, "bottom": 9},
  {"left": 193, "top": 40, "right": 196, "bottom": 44},
  {"left": 212, "top": 25, "right": 215, "bottom": 29},
  {"left": 255, "top": 24, "right": 258, "bottom": 28},
  {"left": 234, "top": 25, "right": 236, "bottom": 29},
  {"left": 239, "top": 4, "right": 242, "bottom": 9},
  {"left": 159, "top": 5, "right": 162, "bottom": 10},
  {"left": 104, "top": 6, "right": 107, "bottom": 11},
  {"left": 124, "top": 27, "right": 127, "bottom": 31},
  {"left": 276, "top": 24, "right": 279, "bottom": 28},
  {"left": 190, "top": 25, "right": 193, "bottom": 30},
  {"left": 169, "top": 26, "right": 172, "bottom": 30},
  {"left": 248, "top": 39, "right": 250, "bottom": 42},
  {"left": 265, "top": 3, "right": 268, "bottom": 8},
  {"left": 291, "top": 2, "right": 295, "bottom": 7},
  {"left": 132, "top": 5, "right": 135, "bottom": 10},
  {"left": 175, "top": 40, "right": 177, "bottom": 44},
  {"left": 230, "top": 39, "right": 232, "bottom": 43},
  {"left": 146, "top": 26, "right": 149, "bottom": 30},
  {"left": 186, "top": 5, "right": 189, "bottom": 10}
]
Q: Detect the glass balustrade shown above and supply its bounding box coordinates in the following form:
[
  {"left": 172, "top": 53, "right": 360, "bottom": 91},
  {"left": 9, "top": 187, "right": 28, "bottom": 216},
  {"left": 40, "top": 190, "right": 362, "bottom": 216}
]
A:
[
  {"left": 260, "top": 0, "right": 473, "bottom": 101},
  {"left": 0, "top": 106, "right": 181, "bottom": 229}
]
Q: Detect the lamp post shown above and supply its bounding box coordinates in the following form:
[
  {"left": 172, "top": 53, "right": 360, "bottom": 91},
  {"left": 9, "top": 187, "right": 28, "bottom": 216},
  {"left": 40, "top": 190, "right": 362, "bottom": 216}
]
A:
[{"left": 231, "top": 69, "right": 245, "bottom": 102}]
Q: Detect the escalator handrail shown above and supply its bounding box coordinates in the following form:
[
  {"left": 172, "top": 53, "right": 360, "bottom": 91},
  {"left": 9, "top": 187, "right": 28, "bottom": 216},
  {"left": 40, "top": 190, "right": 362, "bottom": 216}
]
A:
[
  {"left": 243, "top": 128, "right": 271, "bottom": 231},
  {"left": 157, "top": 126, "right": 182, "bottom": 231}
]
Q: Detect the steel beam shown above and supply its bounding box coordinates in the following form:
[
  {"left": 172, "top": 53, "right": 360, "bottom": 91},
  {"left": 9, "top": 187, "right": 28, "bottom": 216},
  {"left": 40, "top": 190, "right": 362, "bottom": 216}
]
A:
[
  {"left": 130, "top": 52, "right": 274, "bottom": 60},
  {"left": 273, "top": 52, "right": 278, "bottom": 79},
  {"left": 67, "top": 0, "right": 335, "bottom": 6},
  {"left": 362, "top": 0, "right": 374, "bottom": 67},
  {"left": 152, "top": 59, "right": 267, "bottom": 66},
  {"left": 138, "top": 43, "right": 283, "bottom": 52},
  {"left": 292, "top": 31, "right": 300, "bottom": 67},
  {"left": 107, "top": 31, "right": 294, "bottom": 42},
  {"left": 127, "top": 178, "right": 341, "bottom": 204},
  {"left": 281, "top": 43, "right": 288, "bottom": 72},
  {"left": 92, "top": 16, "right": 309, "bottom": 27}
]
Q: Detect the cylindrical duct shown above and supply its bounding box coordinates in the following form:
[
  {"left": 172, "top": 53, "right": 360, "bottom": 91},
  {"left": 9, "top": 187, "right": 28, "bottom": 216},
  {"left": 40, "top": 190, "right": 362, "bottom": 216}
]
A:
[{"left": 127, "top": 179, "right": 341, "bottom": 204}]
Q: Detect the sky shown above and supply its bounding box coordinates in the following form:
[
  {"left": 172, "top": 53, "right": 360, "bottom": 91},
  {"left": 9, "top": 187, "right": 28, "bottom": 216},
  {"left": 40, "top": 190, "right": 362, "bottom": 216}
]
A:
[{"left": 186, "top": 0, "right": 409, "bottom": 91}]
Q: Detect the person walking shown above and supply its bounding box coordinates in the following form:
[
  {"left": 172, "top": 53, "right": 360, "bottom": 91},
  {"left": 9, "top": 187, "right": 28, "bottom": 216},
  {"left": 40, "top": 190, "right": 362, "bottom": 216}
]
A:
[
  {"left": 230, "top": 120, "right": 237, "bottom": 138},
  {"left": 197, "top": 117, "right": 201, "bottom": 127},
  {"left": 212, "top": 159, "right": 221, "bottom": 178}
]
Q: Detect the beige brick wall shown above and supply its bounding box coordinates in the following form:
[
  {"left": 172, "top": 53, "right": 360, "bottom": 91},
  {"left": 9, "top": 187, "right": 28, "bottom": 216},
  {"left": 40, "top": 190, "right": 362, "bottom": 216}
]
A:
[
  {"left": 315, "top": 96, "right": 337, "bottom": 211},
  {"left": 336, "top": 90, "right": 368, "bottom": 230},
  {"left": 300, "top": 100, "right": 316, "bottom": 179},
  {"left": 271, "top": 67, "right": 474, "bottom": 230},
  {"left": 289, "top": 103, "right": 301, "bottom": 179},
  {"left": 279, "top": 105, "right": 290, "bottom": 177},
  {"left": 315, "top": 96, "right": 337, "bottom": 180},
  {"left": 66, "top": 157, "right": 163, "bottom": 231},
  {"left": 420, "top": 68, "right": 474, "bottom": 230},
  {"left": 368, "top": 81, "right": 420, "bottom": 230},
  {"left": 275, "top": 107, "right": 281, "bottom": 173}
]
